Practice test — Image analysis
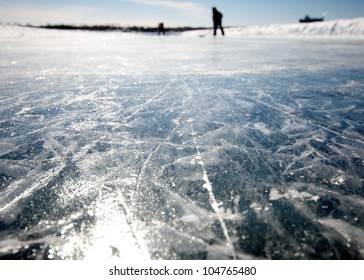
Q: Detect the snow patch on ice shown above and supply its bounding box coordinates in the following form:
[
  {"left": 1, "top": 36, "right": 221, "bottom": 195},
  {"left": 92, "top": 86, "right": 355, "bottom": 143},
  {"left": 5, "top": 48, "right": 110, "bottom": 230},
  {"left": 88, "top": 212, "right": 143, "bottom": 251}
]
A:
[
  {"left": 269, "top": 188, "right": 319, "bottom": 202},
  {"left": 330, "top": 175, "right": 345, "bottom": 185},
  {"left": 253, "top": 122, "right": 271, "bottom": 135}
]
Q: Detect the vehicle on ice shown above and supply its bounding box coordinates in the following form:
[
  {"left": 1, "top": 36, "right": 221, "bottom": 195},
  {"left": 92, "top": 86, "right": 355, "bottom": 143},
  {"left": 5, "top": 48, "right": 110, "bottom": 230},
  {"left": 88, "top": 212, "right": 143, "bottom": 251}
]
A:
[{"left": 299, "top": 15, "right": 324, "bottom": 23}]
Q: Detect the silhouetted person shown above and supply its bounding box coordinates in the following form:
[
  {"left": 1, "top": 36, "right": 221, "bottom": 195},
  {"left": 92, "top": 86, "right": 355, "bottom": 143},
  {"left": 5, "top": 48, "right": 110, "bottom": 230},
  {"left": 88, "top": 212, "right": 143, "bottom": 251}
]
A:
[
  {"left": 212, "top": 7, "right": 224, "bottom": 36},
  {"left": 158, "top": 22, "right": 165, "bottom": 35}
]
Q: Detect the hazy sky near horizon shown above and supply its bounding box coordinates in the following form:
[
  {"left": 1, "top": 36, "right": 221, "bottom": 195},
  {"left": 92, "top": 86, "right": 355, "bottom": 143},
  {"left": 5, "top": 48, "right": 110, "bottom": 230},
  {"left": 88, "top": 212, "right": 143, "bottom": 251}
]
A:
[{"left": 0, "top": 0, "right": 363, "bottom": 27}]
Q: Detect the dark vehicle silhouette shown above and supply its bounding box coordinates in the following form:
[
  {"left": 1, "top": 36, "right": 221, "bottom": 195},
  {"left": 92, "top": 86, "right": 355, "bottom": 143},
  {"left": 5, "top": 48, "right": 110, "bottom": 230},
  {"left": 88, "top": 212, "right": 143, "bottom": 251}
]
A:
[{"left": 299, "top": 15, "right": 324, "bottom": 23}]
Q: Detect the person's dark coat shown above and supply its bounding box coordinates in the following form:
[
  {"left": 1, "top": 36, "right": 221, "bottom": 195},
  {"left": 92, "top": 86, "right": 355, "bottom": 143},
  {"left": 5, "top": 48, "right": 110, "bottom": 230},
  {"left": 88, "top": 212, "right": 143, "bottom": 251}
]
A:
[
  {"left": 212, "top": 7, "right": 224, "bottom": 36},
  {"left": 213, "top": 8, "right": 223, "bottom": 26}
]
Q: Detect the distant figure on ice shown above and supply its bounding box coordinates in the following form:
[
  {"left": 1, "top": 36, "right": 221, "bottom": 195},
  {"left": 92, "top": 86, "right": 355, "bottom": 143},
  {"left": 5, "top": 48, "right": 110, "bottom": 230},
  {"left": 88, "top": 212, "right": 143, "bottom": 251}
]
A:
[
  {"left": 158, "top": 22, "right": 165, "bottom": 35},
  {"left": 212, "top": 7, "right": 224, "bottom": 36}
]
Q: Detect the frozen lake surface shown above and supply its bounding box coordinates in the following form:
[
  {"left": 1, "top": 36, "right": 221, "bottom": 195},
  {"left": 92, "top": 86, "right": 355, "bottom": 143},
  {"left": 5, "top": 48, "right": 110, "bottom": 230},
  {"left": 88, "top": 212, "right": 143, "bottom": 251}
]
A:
[{"left": 1, "top": 26, "right": 364, "bottom": 259}]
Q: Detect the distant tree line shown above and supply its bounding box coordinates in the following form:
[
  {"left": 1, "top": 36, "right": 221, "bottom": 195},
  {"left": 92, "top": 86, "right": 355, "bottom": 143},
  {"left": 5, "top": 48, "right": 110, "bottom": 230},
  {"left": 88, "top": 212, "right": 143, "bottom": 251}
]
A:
[{"left": 22, "top": 24, "right": 210, "bottom": 33}]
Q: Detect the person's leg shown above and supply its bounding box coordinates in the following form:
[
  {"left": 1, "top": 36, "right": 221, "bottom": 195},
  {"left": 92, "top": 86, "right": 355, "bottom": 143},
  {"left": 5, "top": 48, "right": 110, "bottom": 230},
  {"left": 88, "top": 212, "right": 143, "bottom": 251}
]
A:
[{"left": 220, "top": 25, "right": 225, "bottom": 36}]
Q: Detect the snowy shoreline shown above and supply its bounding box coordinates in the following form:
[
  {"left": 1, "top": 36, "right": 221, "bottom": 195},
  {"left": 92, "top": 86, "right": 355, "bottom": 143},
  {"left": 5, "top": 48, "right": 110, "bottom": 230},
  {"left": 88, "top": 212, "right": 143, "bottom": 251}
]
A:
[
  {"left": 185, "top": 18, "right": 364, "bottom": 39},
  {"left": 1, "top": 18, "right": 364, "bottom": 39}
]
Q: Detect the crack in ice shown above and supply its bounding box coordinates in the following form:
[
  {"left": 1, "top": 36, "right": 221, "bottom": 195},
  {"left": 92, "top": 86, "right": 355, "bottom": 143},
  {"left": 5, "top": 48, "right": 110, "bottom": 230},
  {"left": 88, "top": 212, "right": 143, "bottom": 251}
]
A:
[{"left": 190, "top": 122, "right": 237, "bottom": 260}]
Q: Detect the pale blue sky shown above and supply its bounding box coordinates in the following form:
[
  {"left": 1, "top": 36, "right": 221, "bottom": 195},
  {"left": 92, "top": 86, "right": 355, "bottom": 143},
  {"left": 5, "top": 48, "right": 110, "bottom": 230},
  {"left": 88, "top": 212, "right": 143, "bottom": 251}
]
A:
[{"left": 1, "top": 0, "right": 363, "bottom": 26}]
